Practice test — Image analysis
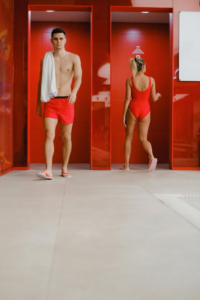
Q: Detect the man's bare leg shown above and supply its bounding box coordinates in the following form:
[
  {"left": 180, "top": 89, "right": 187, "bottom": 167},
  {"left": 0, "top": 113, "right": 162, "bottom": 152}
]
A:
[
  {"left": 123, "top": 109, "right": 136, "bottom": 169},
  {"left": 44, "top": 118, "right": 58, "bottom": 177},
  {"left": 61, "top": 123, "right": 73, "bottom": 173}
]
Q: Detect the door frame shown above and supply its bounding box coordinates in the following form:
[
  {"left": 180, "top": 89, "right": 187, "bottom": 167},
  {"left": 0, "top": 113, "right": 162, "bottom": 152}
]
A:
[
  {"left": 27, "top": 5, "right": 93, "bottom": 168},
  {"left": 110, "top": 6, "right": 174, "bottom": 169}
]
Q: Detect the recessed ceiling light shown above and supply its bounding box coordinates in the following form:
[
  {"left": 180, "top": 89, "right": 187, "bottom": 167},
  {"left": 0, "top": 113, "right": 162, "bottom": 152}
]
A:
[
  {"left": 46, "top": 10, "right": 55, "bottom": 12},
  {"left": 141, "top": 12, "right": 149, "bottom": 13}
]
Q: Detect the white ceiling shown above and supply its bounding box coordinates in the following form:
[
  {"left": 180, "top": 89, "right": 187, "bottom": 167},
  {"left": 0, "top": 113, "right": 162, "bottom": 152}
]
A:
[
  {"left": 112, "top": 12, "right": 170, "bottom": 23},
  {"left": 31, "top": 11, "right": 169, "bottom": 24},
  {"left": 31, "top": 11, "right": 91, "bottom": 22}
]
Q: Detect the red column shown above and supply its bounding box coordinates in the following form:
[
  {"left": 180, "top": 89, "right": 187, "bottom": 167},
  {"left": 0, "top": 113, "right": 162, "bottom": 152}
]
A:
[
  {"left": 91, "top": 0, "right": 111, "bottom": 169},
  {"left": 13, "top": 0, "right": 28, "bottom": 168}
]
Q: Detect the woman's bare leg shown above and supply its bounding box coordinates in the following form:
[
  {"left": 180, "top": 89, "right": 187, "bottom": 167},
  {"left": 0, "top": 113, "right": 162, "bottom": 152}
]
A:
[
  {"left": 138, "top": 112, "right": 154, "bottom": 163},
  {"left": 124, "top": 109, "right": 136, "bottom": 168}
]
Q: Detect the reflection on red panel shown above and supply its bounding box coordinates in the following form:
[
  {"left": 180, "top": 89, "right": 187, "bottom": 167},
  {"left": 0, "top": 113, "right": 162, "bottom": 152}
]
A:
[
  {"left": 0, "top": 0, "right": 14, "bottom": 175},
  {"left": 30, "top": 22, "right": 91, "bottom": 163},
  {"left": 91, "top": 1, "right": 111, "bottom": 169},
  {"left": 92, "top": 64, "right": 110, "bottom": 168},
  {"left": 172, "top": 0, "right": 200, "bottom": 169},
  {"left": 111, "top": 23, "right": 170, "bottom": 164},
  {"left": 13, "top": 0, "right": 28, "bottom": 168},
  {"left": 173, "top": 74, "right": 200, "bottom": 167},
  {"left": 11, "top": 0, "right": 200, "bottom": 171}
]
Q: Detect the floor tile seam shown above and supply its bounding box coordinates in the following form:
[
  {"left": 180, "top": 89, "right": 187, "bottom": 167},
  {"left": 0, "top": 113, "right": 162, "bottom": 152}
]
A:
[
  {"left": 118, "top": 180, "right": 155, "bottom": 199},
  {"left": 134, "top": 182, "right": 200, "bottom": 233},
  {"left": 44, "top": 179, "right": 68, "bottom": 300},
  {"left": 181, "top": 199, "right": 200, "bottom": 213},
  {"left": 154, "top": 197, "right": 200, "bottom": 233},
  {"left": 132, "top": 180, "right": 179, "bottom": 205},
  {"left": 65, "top": 177, "right": 139, "bottom": 189}
]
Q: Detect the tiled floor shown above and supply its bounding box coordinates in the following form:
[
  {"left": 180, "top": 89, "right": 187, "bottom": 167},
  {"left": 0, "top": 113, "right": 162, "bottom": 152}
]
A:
[{"left": 0, "top": 164, "right": 200, "bottom": 300}]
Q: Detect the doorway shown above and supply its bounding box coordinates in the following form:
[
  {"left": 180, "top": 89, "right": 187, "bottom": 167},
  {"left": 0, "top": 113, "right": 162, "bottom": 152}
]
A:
[
  {"left": 28, "top": 6, "right": 92, "bottom": 165},
  {"left": 111, "top": 9, "right": 173, "bottom": 166}
]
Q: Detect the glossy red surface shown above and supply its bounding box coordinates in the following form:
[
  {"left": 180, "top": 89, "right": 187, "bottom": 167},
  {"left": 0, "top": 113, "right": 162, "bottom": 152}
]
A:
[
  {"left": 172, "top": 0, "right": 200, "bottom": 168},
  {"left": 111, "top": 22, "right": 170, "bottom": 164},
  {"left": 0, "top": 0, "right": 14, "bottom": 175},
  {"left": 91, "top": 0, "right": 111, "bottom": 169},
  {"left": 13, "top": 0, "right": 28, "bottom": 168},
  {"left": 30, "top": 21, "right": 91, "bottom": 163},
  {"left": 12, "top": 0, "right": 200, "bottom": 171}
]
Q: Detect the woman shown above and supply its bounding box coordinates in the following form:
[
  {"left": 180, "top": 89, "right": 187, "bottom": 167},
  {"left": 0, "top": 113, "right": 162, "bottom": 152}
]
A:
[{"left": 121, "top": 57, "right": 161, "bottom": 172}]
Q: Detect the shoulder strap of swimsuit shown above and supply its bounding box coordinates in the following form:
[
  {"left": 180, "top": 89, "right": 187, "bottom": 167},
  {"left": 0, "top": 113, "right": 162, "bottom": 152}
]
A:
[
  {"left": 131, "top": 76, "right": 134, "bottom": 87},
  {"left": 149, "top": 77, "right": 151, "bottom": 89}
]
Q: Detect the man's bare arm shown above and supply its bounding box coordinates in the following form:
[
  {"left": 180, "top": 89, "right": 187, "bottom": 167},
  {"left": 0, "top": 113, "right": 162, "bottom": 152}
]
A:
[
  {"left": 36, "top": 58, "right": 43, "bottom": 117},
  {"left": 68, "top": 55, "right": 82, "bottom": 104}
]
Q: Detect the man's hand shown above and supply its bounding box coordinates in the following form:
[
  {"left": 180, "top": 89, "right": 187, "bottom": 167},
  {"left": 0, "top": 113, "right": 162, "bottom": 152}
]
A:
[
  {"left": 68, "top": 91, "right": 77, "bottom": 105},
  {"left": 122, "top": 115, "right": 127, "bottom": 128},
  {"left": 37, "top": 104, "right": 42, "bottom": 117}
]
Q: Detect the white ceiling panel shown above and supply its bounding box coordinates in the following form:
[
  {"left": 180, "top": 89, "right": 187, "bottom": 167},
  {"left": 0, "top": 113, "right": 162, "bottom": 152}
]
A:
[
  {"left": 31, "top": 11, "right": 91, "bottom": 22},
  {"left": 112, "top": 12, "right": 169, "bottom": 23}
]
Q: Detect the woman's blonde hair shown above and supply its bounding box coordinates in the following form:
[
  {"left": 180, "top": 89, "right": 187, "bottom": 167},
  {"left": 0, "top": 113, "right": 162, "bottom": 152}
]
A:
[{"left": 129, "top": 57, "right": 145, "bottom": 76}]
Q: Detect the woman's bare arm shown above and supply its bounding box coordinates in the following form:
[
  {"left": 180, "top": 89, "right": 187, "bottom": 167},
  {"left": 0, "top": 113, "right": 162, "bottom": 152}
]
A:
[
  {"left": 151, "top": 77, "right": 161, "bottom": 102},
  {"left": 122, "top": 78, "right": 132, "bottom": 127}
]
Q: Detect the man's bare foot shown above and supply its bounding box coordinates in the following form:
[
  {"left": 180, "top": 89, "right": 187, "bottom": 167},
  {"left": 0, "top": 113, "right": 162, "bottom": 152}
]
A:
[
  {"left": 36, "top": 170, "right": 53, "bottom": 180},
  {"left": 62, "top": 167, "right": 67, "bottom": 174},
  {"left": 61, "top": 167, "right": 71, "bottom": 177},
  {"left": 61, "top": 171, "right": 71, "bottom": 178},
  {"left": 120, "top": 165, "right": 130, "bottom": 171}
]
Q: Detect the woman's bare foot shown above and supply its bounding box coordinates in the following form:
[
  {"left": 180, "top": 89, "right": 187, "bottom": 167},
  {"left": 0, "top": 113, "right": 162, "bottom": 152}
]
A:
[
  {"left": 148, "top": 155, "right": 154, "bottom": 166},
  {"left": 148, "top": 157, "right": 158, "bottom": 172},
  {"left": 120, "top": 165, "right": 130, "bottom": 171}
]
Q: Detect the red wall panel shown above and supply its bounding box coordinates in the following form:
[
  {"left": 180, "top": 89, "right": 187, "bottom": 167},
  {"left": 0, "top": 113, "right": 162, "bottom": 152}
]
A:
[
  {"left": 111, "top": 23, "right": 170, "bottom": 164},
  {"left": 92, "top": 1, "right": 111, "bottom": 169},
  {"left": 172, "top": 0, "right": 200, "bottom": 169},
  {"left": 11, "top": 0, "right": 200, "bottom": 171},
  {"left": 13, "top": 0, "right": 28, "bottom": 168},
  {"left": 30, "top": 21, "right": 91, "bottom": 163},
  {"left": 0, "top": 0, "right": 14, "bottom": 175}
]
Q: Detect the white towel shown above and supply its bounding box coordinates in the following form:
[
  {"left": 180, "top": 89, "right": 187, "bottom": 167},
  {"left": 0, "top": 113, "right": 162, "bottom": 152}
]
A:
[{"left": 40, "top": 51, "right": 57, "bottom": 102}]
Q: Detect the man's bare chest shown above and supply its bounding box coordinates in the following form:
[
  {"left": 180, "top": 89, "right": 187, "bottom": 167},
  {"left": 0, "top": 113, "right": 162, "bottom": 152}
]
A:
[{"left": 54, "top": 58, "right": 73, "bottom": 74}]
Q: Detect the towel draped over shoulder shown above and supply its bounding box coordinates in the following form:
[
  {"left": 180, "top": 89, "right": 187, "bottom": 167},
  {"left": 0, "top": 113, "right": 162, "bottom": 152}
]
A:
[{"left": 40, "top": 51, "right": 57, "bottom": 102}]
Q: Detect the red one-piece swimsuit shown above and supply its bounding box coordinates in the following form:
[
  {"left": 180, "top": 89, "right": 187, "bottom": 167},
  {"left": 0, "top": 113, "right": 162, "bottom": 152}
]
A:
[{"left": 129, "top": 76, "right": 151, "bottom": 120}]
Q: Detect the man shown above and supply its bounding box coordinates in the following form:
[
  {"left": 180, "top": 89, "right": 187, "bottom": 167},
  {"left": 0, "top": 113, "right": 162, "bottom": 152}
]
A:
[{"left": 36, "top": 28, "right": 82, "bottom": 180}]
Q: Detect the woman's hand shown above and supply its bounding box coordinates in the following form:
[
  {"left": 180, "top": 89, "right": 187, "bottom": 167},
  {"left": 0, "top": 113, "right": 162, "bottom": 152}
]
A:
[
  {"left": 157, "top": 93, "right": 161, "bottom": 100},
  {"left": 122, "top": 115, "right": 127, "bottom": 127}
]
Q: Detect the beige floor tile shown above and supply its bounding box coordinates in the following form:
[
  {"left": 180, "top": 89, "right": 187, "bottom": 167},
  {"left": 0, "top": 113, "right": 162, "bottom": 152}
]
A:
[
  {"left": 0, "top": 267, "right": 49, "bottom": 300},
  {"left": 0, "top": 229, "right": 57, "bottom": 268},
  {"left": 183, "top": 196, "right": 200, "bottom": 210},
  {"left": 0, "top": 209, "right": 61, "bottom": 230},
  {"left": 1, "top": 164, "right": 200, "bottom": 300},
  {"left": 47, "top": 260, "right": 200, "bottom": 300}
]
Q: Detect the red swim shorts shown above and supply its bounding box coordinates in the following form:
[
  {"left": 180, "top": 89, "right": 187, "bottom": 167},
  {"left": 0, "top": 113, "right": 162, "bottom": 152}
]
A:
[{"left": 43, "top": 97, "right": 74, "bottom": 124}]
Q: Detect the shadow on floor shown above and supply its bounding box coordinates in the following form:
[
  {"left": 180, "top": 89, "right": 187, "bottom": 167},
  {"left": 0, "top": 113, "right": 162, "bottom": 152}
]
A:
[
  {"left": 111, "top": 164, "right": 170, "bottom": 171},
  {"left": 30, "top": 163, "right": 91, "bottom": 171}
]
